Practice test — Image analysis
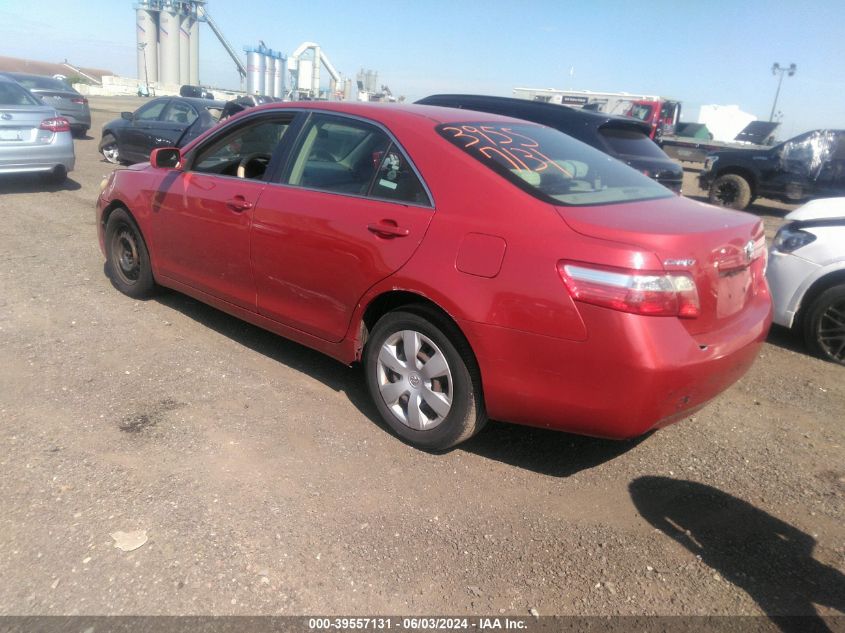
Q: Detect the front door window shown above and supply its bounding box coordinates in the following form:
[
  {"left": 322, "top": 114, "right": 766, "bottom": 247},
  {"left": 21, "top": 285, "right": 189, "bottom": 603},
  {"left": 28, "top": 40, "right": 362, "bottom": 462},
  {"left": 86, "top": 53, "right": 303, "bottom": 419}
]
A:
[{"left": 191, "top": 117, "right": 292, "bottom": 181}]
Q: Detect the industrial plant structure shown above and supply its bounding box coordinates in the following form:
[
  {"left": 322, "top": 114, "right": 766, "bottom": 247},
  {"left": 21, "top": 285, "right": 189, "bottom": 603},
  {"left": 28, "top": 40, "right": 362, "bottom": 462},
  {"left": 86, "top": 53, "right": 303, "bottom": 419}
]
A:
[
  {"left": 133, "top": 0, "right": 380, "bottom": 102},
  {"left": 245, "top": 44, "right": 285, "bottom": 99},
  {"left": 136, "top": 1, "right": 199, "bottom": 86},
  {"left": 135, "top": 0, "right": 246, "bottom": 88}
]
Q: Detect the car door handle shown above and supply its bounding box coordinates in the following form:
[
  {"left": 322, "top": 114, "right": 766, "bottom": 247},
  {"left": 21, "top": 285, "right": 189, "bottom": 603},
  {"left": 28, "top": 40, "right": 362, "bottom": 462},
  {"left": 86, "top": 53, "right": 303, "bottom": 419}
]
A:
[
  {"left": 226, "top": 196, "right": 253, "bottom": 212},
  {"left": 367, "top": 221, "right": 410, "bottom": 238}
]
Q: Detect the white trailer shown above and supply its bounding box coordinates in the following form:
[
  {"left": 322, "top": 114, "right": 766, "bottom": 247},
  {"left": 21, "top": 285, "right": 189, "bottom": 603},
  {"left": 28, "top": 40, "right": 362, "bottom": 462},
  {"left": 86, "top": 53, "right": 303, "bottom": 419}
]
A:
[{"left": 513, "top": 87, "right": 661, "bottom": 114}]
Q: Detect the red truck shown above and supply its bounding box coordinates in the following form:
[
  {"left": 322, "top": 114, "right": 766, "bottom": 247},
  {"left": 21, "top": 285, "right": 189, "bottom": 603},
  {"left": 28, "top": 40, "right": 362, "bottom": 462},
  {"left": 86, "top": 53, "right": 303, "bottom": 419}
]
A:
[{"left": 513, "top": 88, "right": 681, "bottom": 140}]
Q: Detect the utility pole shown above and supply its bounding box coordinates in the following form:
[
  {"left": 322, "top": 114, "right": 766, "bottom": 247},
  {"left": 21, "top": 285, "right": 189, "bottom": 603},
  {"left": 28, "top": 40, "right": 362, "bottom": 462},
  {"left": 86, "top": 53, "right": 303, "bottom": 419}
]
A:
[
  {"left": 138, "top": 43, "right": 149, "bottom": 96},
  {"left": 769, "top": 63, "right": 796, "bottom": 122}
]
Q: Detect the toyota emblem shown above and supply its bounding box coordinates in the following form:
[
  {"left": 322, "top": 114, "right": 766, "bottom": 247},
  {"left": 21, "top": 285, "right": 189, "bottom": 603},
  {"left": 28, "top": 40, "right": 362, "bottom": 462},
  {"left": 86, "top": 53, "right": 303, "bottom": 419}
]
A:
[{"left": 744, "top": 240, "right": 755, "bottom": 263}]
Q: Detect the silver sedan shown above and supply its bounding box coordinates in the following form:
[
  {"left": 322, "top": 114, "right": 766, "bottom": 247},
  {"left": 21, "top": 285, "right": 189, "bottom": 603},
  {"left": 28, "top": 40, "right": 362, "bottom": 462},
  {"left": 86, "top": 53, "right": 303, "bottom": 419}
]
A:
[
  {"left": 0, "top": 75, "right": 75, "bottom": 183},
  {"left": 2, "top": 72, "right": 92, "bottom": 138}
]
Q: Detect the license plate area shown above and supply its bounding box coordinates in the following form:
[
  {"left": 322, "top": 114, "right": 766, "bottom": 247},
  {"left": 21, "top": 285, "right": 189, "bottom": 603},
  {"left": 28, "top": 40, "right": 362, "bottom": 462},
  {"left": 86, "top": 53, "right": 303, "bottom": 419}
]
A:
[
  {"left": 0, "top": 127, "right": 27, "bottom": 141},
  {"left": 716, "top": 267, "right": 751, "bottom": 318}
]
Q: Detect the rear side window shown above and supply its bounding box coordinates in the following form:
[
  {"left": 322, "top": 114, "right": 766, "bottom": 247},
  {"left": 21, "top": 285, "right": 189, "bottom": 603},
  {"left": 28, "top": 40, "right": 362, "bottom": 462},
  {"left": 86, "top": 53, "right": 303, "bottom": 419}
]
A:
[
  {"left": 204, "top": 106, "right": 223, "bottom": 122},
  {"left": 163, "top": 101, "right": 198, "bottom": 125},
  {"left": 11, "top": 75, "right": 71, "bottom": 91},
  {"left": 438, "top": 122, "right": 672, "bottom": 206},
  {"left": 287, "top": 115, "right": 391, "bottom": 196},
  {"left": 135, "top": 100, "right": 168, "bottom": 121},
  {"left": 286, "top": 115, "right": 431, "bottom": 205},
  {"left": 598, "top": 127, "right": 669, "bottom": 159},
  {"left": 370, "top": 144, "right": 430, "bottom": 205}
]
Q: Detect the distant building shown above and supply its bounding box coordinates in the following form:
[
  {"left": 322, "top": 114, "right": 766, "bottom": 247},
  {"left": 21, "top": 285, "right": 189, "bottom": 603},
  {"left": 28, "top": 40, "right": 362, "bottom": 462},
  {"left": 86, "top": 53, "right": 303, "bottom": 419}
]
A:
[{"left": 0, "top": 55, "right": 113, "bottom": 84}]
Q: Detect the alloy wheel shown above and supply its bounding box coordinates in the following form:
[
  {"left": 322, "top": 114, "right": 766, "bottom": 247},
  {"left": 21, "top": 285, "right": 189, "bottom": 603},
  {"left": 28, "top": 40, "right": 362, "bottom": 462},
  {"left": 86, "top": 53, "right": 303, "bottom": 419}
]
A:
[
  {"left": 715, "top": 182, "right": 738, "bottom": 205},
  {"left": 817, "top": 299, "right": 845, "bottom": 362},
  {"left": 102, "top": 144, "right": 120, "bottom": 164}
]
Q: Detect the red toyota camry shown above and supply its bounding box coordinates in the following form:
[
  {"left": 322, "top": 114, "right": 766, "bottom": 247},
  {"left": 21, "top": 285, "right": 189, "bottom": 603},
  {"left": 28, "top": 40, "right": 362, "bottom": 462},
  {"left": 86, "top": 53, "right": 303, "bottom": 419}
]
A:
[{"left": 96, "top": 102, "right": 772, "bottom": 450}]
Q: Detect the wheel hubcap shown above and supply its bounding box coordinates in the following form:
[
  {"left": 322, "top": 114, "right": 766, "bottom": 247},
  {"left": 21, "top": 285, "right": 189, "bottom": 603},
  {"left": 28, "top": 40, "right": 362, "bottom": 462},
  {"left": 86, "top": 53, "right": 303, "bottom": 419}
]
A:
[
  {"left": 376, "top": 329, "right": 453, "bottom": 430},
  {"left": 114, "top": 227, "right": 140, "bottom": 283},
  {"left": 818, "top": 300, "right": 845, "bottom": 362},
  {"left": 103, "top": 145, "right": 119, "bottom": 163}
]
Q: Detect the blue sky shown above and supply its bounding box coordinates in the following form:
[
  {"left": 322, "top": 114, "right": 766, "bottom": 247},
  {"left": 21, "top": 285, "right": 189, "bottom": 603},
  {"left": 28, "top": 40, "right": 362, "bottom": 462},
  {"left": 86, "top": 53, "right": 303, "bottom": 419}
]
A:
[{"left": 1, "top": 0, "right": 843, "bottom": 139}]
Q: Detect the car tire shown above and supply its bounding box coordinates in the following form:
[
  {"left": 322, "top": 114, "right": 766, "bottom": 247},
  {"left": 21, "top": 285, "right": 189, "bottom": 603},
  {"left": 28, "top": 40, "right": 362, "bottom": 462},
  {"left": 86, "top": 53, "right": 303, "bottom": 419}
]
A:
[
  {"left": 104, "top": 208, "right": 155, "bottom": 298},
  {"left": 802, "top": 285, "right": 845, "bottom": 365},
  {"left": 101, "top": 133, "right": 121, "bottom": 164},
  {"left": 708, "top": 174, "right": 752, "bottom": 210},
  {"left": 364, "top": 308, "right": 487, "bottom": 450},
  {"left": 45, "top": 165, "right": 67, "bottom": 185}
]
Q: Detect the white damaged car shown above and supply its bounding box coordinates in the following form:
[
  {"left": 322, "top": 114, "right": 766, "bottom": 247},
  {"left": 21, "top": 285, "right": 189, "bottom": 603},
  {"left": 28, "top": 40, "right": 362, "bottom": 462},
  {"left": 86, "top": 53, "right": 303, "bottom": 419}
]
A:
[{"left": 767, "top": 198, "right": 845, "bottom": 365}]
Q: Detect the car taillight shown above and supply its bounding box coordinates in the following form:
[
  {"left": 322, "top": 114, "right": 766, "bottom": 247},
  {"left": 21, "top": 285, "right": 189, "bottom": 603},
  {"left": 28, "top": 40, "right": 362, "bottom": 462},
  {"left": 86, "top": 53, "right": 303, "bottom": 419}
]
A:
[
  {"left": 71, "top": 97, "right": 88, "bottom": 105},
  {"left": 39, "top": 117, "right": 71, "bottom": 133},
  {"left": 558, "top": 261, "right": 700, "bottom": 318}
]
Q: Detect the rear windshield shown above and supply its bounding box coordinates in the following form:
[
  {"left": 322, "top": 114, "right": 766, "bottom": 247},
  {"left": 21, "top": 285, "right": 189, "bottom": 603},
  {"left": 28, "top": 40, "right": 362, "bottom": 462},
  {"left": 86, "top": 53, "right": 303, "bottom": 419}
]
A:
[
  {"left": 598, "top": 127, "right": 669, "bottom": 159},
  {"left": 0, "top": 81, "right": 41, "bottom": 106},
  {"left": 11, "top": 75, "right": 72, "bottom": 91},
  {"left": 437, "top": 122, "right": 672, "bottom": 206}
]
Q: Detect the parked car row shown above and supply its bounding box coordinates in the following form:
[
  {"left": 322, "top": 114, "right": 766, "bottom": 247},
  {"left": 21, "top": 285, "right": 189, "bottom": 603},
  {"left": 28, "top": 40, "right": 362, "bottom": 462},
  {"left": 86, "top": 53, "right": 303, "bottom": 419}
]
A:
[
  {"left": 0, "top": 74, "right": 75, "bottom": 183},
  {"left": 0, "top": 72, "right": 91, "bottom": 138},
  {"left": 4, "top": 76, "right": 841, "bottom": 452},
  {"left": 701, "top": 129, "right": 845, "bottom": 210}
]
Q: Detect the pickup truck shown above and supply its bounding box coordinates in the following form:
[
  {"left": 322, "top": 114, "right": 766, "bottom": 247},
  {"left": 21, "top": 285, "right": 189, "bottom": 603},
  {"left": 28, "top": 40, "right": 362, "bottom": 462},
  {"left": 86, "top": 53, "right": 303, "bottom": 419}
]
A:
[{"left": 699, "top": 129, "right": 845, "bottom": 210}]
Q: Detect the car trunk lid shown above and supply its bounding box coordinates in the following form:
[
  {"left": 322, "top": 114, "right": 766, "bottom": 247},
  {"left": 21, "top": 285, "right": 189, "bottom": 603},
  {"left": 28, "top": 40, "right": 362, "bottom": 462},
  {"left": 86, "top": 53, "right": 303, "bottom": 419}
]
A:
[
  {"left": 556, "top": 196, "right": 767, "bottom": 336},
  {"left": 0, "top": 105, "right": 58, "bottom": 146},
  {"left": 33, "top": 90, "right": 86, "bottom": 115}
]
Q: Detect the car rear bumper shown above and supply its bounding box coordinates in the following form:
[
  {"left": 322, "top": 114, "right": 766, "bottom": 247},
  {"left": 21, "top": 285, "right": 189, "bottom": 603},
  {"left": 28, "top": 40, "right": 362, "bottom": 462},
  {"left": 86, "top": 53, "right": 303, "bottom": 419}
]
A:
[
  {"left": 55, "top": 108, "right": 91, "bottom": 130},
  {"left": 658, "top": 177, "right": 683, "bottom": 194},
  {"left": 460, "top": 294, "right": 772, "bottom": 439},
  {"left": 0, "top": 135, "right": 75, "bottom": 174}
]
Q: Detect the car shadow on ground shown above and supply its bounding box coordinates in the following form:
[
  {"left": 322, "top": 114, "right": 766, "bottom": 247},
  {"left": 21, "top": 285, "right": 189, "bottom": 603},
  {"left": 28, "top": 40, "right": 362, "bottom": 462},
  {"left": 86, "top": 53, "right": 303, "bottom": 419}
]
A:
[
  {"left": 153, "top": 290, "right": 380, "bottom": 420},
  {"left": 0, "top": 174, "right": 82, "bottom": 193},
  {"left": 151, "top": 290, "right": 647, "bottom": 475},
  {"left": 630, "top": 477, "right": 845, "bottom": 633},
  {"left": 766, "top": 323, "right": 812, "bottom": 356},
  {"left": 459, "top": 422, "right": 648, "bottom": 477}
]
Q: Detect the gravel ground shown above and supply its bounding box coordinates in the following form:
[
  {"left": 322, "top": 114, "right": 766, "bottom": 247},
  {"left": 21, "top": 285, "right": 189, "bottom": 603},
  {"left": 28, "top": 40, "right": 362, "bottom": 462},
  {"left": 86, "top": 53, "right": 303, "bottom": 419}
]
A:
[{"left": 0, "top": 98, "right": 842, "bottom": 620}]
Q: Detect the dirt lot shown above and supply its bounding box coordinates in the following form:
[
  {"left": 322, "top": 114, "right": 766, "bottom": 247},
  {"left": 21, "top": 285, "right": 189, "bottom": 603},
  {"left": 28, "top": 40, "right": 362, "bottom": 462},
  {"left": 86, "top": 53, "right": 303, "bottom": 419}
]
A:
[{"left": 0, "top": 98, "right": 843, "bottom": 621}]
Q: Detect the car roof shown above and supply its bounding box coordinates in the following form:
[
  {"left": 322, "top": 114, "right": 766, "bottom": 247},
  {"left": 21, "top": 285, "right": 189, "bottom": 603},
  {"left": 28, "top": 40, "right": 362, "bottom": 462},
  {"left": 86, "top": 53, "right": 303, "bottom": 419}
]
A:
[
  {"left": 152, "top": 95, "right": 226, "bottom": 108},
  {"left": 3, "top": 72, "right": 49, "bottom": 79},
  {"left": 241, "top": 100, "right": 529, "bottom": 127},
  {"left": 0, "top": 72, "right": 77, "bottom": 92},
  {"left": 416, "top": 94, "right": 653, "bottom": 135}
]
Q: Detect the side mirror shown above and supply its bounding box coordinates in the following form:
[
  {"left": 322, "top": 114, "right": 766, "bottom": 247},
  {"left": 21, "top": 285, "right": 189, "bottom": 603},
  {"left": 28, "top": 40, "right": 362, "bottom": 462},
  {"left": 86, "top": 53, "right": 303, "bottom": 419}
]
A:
[
  {"left": 121, "top": 111, "right": 134, "bottom": 121},
  {"left": 150, "top": 147, "right": 182, "bottom": 170}
]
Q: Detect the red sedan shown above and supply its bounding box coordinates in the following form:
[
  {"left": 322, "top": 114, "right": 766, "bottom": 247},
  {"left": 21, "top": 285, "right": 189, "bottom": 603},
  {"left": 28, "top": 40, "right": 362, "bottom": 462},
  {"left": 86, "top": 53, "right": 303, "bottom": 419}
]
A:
[{"left": 96, "top": 102, "right": 772, "bottom": 450}]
